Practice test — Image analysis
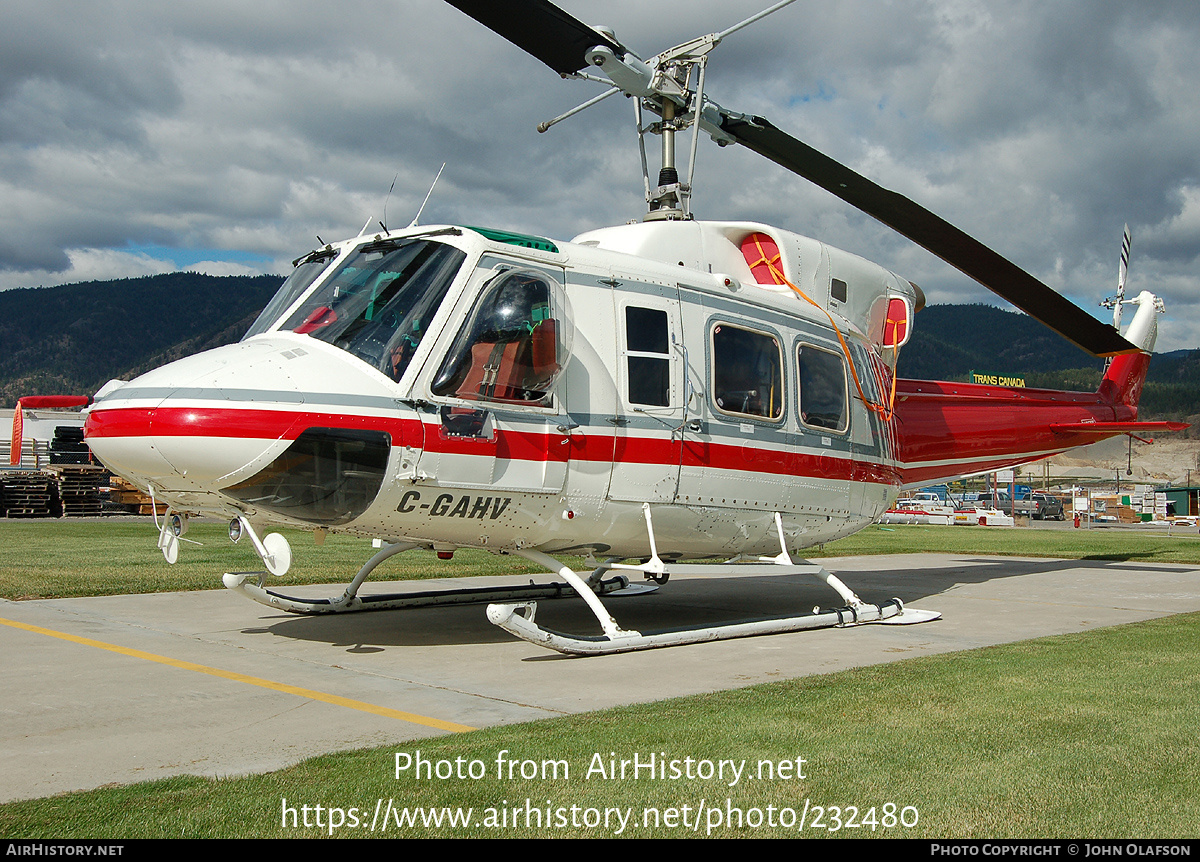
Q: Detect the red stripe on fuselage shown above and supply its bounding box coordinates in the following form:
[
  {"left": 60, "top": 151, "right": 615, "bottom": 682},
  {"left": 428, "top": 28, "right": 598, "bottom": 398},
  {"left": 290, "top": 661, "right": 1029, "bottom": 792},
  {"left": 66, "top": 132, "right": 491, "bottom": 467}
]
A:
[
  {"left": 85, "top": 406, "right": 414, "bottom": 442},
  {"left": 86, "top": 405, "right": 899, "bottom": 488}
]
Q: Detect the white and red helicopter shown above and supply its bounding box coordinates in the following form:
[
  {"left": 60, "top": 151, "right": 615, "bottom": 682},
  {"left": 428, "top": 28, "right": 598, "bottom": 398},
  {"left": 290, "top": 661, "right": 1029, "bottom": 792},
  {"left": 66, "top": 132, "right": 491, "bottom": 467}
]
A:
[{"left": 30, "top": 0, "right": 1188, "bottom": 654}]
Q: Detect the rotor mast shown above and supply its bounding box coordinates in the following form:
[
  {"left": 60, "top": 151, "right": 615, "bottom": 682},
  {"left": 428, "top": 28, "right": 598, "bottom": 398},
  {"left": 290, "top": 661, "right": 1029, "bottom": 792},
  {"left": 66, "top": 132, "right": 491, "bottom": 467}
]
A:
[{"left": 536, "top": 2, "right": 800, "bottom": 222}]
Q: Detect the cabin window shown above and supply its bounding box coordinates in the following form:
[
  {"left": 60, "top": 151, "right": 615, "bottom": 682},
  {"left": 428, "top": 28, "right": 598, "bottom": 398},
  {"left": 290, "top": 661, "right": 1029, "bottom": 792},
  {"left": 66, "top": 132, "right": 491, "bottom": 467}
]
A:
[
  {"left": 711, "top": 323, "right": 783, "bottom": 421},
  {"left": 624, "top": 306, "right": 670, "bottom": 407},
  {"left": 431, "top": 267, "right": 572, "bottom": 407},
  {"left": 282, "top": 239, "right": 466, "bottom": 381},
  {"left": 797, "top": 343, "right": 848, "bottom": 432}
]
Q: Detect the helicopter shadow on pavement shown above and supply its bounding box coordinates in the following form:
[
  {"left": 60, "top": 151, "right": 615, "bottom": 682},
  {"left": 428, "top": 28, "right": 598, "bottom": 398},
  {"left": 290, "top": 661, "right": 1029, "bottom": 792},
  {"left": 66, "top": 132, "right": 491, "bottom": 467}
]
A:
[{"left": 254, "top": 554, "right": 1198, "bottom": 654}]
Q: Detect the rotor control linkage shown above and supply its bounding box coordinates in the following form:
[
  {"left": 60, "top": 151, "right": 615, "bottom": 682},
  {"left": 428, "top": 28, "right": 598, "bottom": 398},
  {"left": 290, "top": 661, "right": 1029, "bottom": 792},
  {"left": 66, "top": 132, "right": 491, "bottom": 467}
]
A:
[{"left": 446, "top": 0, "right": 1138, "bottom": 357}]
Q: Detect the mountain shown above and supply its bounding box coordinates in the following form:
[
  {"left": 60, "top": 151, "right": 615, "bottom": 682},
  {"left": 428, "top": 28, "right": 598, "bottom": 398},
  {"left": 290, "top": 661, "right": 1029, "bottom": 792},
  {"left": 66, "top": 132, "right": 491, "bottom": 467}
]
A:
[
  {"left": 0, "top": 272, "right": 281, "bottom": 407},
  {"left": 895, "top": 304, "right": 1106, "bottom": 379}
]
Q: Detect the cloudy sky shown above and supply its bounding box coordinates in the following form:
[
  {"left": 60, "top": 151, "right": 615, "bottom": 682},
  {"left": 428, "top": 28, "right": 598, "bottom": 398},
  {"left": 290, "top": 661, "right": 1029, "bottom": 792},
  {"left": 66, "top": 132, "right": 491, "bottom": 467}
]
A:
[{"left": 3, "top": 0, "right": 1199, "bottom": 353}]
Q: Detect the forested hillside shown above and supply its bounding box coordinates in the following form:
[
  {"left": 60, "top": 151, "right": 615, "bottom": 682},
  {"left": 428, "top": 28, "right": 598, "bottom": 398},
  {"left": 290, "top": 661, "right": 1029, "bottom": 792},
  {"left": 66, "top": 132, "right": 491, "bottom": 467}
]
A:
[
  {"left": 895, "top": 304, "right": 1105, "bottom": 380},
  {"left": 896, "top": 304, "right": 1200, "bottom": 424},
  {"left": 0, "top": 273, "right": 281, "bottom": 406}
]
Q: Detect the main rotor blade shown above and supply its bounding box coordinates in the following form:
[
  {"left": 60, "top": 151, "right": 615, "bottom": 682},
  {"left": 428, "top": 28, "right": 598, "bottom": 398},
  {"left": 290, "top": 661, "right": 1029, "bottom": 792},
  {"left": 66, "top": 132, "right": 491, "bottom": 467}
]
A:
[
  {"left": 721, "top": 115, "right": 1138, "bottom": 357},
  {"left": 444, "top": 0, "right": 627, "bottom": 76}
]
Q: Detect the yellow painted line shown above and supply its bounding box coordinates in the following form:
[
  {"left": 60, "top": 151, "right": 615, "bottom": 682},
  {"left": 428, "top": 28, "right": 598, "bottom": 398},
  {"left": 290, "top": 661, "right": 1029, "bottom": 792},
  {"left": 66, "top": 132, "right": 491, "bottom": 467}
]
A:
[{"left": 0, "top": 616, "right": 475, "bottom": 734}]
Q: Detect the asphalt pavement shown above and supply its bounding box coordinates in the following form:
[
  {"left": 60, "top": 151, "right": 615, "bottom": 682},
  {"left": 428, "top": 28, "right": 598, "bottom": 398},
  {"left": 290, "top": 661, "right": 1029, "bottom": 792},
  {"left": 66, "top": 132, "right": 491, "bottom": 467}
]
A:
[{"left": 2, "top": 552, "right": 1198, "bottom": 803}]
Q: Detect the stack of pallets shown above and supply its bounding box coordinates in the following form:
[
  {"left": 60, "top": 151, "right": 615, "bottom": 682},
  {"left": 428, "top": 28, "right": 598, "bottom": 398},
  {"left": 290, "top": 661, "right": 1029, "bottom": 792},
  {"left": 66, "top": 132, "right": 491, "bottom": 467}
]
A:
[
  {"left": 47, "top": 465, "right": 105, "bottom": 516},
  {"left": 0, "top": 471, "right": 54, "bottom": 518},
  {"left": 107, "top": 475, "right": 168, "bottom": 515}
]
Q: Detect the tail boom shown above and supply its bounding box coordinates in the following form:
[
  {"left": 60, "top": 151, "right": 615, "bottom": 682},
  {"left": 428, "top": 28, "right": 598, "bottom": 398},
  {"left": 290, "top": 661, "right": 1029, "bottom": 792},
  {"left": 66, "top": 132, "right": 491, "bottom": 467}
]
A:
[{"left": 892, "top": 350, "right": 1174, "bottom": 488}]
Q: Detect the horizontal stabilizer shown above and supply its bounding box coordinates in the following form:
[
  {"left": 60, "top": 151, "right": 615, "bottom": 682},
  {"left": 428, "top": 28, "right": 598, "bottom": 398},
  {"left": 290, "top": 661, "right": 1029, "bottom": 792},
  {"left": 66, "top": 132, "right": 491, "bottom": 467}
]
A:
[
  {"left": 1050, "top": 421, "right": 1189, "bottom": 435},
  {"left": 16, "top": 395, "right": 92, "bottom": 409}
]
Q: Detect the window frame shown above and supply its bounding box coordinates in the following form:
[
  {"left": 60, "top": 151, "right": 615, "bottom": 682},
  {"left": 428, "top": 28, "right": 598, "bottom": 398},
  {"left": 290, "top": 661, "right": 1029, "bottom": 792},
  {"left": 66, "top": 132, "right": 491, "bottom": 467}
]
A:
[
  {"left": 243, "top": 248, "right": 341, "bottom": 339},
  {"left": 795, "top": 340, "right": 850, "bottom": 435},
  {"left": 707, "top": 319, "right": 786, "bottom": 424},
  {"left": 427, "top": 263, "right": 570, "bottom": 411},
  {"left": 621, "top": 303, "right": 675, "bottom": 410}
]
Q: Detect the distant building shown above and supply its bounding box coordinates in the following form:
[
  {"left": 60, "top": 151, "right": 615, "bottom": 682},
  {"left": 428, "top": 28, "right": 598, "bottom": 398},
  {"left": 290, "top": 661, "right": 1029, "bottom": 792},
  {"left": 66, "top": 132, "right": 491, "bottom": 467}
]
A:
[{"left": 1156, "top": 485, "right": 1200, "bottom": 518}]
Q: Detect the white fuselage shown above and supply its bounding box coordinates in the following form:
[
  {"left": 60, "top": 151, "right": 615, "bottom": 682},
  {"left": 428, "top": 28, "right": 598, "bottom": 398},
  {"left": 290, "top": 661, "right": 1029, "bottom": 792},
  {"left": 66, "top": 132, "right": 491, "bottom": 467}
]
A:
[{"left": 85, "top": 221, "right": 918, "bottom": 560}]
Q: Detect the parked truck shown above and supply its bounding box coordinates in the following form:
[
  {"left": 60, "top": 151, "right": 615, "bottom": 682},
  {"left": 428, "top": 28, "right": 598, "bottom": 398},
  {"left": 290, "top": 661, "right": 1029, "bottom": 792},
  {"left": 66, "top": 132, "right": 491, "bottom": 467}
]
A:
[
  {"left": 1030, "top": 493, "right": 1065, "bottom": 520},
  {"left": 956, "top": 490, "right": 1034, "bottom": 517}
]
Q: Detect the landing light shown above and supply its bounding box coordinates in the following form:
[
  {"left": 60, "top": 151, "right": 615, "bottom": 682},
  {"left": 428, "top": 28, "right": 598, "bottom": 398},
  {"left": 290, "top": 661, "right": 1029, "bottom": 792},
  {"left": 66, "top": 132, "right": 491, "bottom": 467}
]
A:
[{"left": 228, "top": 518, "right": 243, "bottom": 543}]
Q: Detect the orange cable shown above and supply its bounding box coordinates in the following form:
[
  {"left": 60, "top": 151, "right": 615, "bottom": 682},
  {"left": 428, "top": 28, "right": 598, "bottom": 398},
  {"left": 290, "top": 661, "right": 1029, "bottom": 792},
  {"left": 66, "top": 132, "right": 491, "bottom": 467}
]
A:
[{"left": 748, "top": 236, "right": 898, "bottom": 421}]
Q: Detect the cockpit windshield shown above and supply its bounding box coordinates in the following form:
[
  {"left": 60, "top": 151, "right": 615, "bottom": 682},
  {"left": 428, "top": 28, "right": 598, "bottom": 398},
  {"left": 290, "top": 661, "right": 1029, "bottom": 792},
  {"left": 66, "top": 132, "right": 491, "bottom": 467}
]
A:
[
  {"left": 243, "top": 250, "right": 337, "bottom": 340},
  {"left": 281, "top": 239, "right": 466, "bottom": 381}
]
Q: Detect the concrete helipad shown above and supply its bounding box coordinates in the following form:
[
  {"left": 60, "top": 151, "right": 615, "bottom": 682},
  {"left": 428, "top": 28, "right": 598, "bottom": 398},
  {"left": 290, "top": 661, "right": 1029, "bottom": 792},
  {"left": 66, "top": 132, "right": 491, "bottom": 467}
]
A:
[{"left": 2, "top": 553, "right": 1198, "bottom": 802}]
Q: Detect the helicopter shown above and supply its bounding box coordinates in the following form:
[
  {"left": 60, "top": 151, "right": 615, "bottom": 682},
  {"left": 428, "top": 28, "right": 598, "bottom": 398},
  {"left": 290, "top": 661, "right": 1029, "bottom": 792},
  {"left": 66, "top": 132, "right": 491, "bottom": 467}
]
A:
[{"left": 70, "top": 0, "right": 1185, "bottom": 655}]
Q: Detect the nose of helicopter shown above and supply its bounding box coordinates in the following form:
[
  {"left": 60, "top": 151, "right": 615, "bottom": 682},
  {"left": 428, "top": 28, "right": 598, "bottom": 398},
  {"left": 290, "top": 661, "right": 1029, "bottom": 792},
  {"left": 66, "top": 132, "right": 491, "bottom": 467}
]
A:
[
  {"left": 85, "top": 339, "right": 306, "bottom": 493},
  {"left": 84, "top": 337, "right": 409, "bottom": 506}
]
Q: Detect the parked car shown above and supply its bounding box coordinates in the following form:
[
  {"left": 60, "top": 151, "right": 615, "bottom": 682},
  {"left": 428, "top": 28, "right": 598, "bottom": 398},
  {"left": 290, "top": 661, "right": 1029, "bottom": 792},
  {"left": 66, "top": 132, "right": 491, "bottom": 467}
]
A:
[{"left": 1030, "top": 493, "right": 1065, "bottom": 520}]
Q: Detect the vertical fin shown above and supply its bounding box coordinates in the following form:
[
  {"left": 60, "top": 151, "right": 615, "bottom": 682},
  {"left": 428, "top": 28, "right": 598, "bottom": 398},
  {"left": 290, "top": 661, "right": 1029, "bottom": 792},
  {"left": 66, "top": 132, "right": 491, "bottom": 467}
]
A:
[
  {"left": 1097, "top": 290, "right": 1163, "bottom": 412},
  {"left": 1114, "top": 223, "right": 1131, "bottom": 329}
]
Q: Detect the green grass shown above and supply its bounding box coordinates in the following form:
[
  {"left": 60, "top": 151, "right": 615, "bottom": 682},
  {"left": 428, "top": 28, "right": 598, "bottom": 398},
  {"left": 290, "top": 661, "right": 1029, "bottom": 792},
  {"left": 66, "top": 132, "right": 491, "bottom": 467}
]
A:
[
  {"left": 0, "top": 520, "right": 545, "bottom": 601},
  {"left": 3, "top": 519, "right": 1199, "bottom": 601},
  {"left": 2, "top": 611, "right": 1197, "bottom": 838},
  {"left": 812, "top": 522, "right": 1200, "bottom": 564}
]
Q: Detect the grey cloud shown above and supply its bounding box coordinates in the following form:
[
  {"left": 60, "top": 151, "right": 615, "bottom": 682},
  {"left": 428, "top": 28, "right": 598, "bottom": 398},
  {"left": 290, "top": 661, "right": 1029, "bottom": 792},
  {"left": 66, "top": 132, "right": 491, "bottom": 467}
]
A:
[{"left": 1, "top": 0, "right": 1199, "bottom": 349}]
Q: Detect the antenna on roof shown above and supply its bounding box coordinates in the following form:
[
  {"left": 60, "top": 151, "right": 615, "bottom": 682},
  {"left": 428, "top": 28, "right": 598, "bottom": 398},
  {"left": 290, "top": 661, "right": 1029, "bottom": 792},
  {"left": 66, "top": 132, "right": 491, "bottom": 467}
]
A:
[
  {"left": 409, "top": 163, "right": 447, "bottom": 228},
  {"left": 381, "top": 173, "right": 398, "bottom": 233}
]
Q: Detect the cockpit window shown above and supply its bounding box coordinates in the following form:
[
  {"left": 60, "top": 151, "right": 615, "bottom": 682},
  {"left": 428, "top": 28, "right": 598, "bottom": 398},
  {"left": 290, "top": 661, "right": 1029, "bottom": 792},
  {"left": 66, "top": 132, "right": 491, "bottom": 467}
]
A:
[
  {"left": 430, "top": 267, "right": 572, "bottom": 407},
  {"left": 282, "top": 239, "right": 466, "bottom": 381},
  {"left": 243, "top": 252, "right": 336, "bottom": 339}
]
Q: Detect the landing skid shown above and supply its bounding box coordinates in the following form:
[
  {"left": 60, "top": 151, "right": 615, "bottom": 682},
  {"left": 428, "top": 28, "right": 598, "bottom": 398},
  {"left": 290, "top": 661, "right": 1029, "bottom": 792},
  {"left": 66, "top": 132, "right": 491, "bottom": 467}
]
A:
[
  {"left": 220, "top": 508, "right": 940, "bottom": 654},
  {"left": 221, "top": 540, "right": 643, "bottom": 615},
  {"left": 487, "top": 555, "right": 939, "bottom": 656},
  {"left": 485, "top": 510, "right": 940, "bottom": 655},
  {"left": 489, "top": 597, "right": 910, "bottom": 655}
]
